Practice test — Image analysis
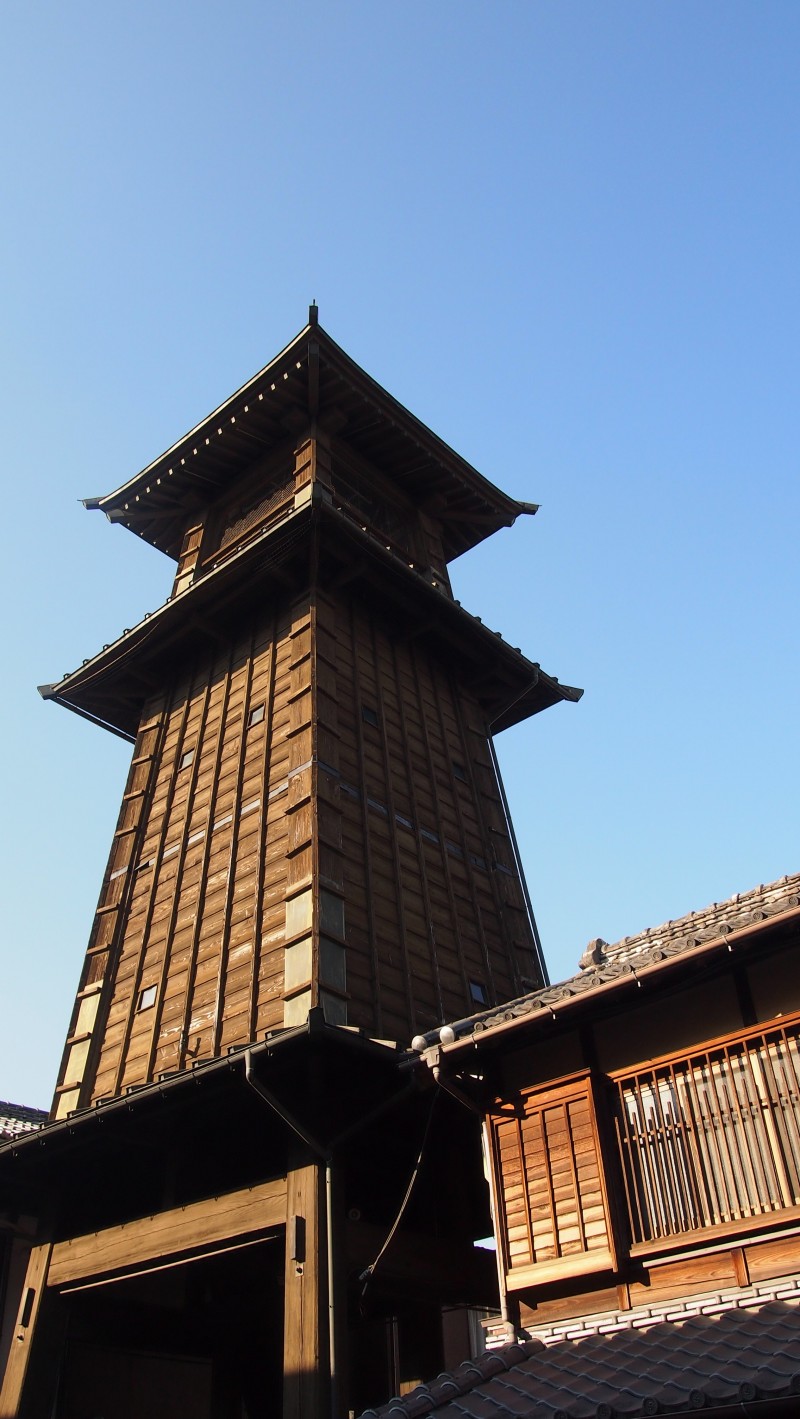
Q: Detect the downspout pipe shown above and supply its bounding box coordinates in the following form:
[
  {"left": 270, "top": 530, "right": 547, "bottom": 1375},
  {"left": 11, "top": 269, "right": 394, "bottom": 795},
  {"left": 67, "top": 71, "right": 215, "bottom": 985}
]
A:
[
  {"left": 244, "top": 1050, "right": 338, "bottom": 1419},
  {"left": 486, "top": 732, "right": 548, "bottom": 988},
  {"left": 244, "top": 1049, "right": 329, "bottom": 1158},
  {"left": 431, "top": 1065, "right": 481, "bottom": 1115}
]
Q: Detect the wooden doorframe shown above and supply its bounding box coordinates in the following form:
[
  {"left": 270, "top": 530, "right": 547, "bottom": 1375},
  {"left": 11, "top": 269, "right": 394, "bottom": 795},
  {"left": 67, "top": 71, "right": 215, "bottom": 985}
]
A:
[{"left": 0, "top": 1176, "right": 288, "bottom": 1419}]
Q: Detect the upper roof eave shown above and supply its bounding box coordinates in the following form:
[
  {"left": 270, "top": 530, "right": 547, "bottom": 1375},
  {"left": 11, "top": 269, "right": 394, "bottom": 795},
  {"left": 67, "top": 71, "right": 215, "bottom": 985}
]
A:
[
  {"left": 39, "top": 501, "right": 582, "bottom": 739},
  {"left": 85, "top": 322, "right": 317, "bottom": 515},
  {"left": 85, "top": 320, "right": 528, "bottom": 562}
]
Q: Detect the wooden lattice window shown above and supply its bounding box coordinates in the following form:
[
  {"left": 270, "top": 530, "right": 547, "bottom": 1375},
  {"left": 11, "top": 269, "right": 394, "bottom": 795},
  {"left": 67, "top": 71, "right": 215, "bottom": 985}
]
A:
[
  {"left": 216, "top": 473, "right": 295, "bottom": 555},
  {"left": 612, "top": 1015, "right": 800, "bottom": 1249},
  {"left": 488, "top": 1071, "right": 616, "bottom": 1288}
]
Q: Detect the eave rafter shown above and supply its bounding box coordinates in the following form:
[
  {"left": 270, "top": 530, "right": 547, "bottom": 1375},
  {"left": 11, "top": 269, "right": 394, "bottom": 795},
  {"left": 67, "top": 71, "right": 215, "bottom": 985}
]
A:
[
  {"left": 42, "top": 501, "right": 580, "bottom": 741},
  {"left": 84, "top": 314, "right": 529, "bottom": 565}
]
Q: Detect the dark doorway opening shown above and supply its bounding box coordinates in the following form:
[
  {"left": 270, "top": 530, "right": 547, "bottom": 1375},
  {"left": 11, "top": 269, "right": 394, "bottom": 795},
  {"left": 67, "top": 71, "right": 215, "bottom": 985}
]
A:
[{"left": 56, "top": 1237, "right": 284, "bottom": 1419}]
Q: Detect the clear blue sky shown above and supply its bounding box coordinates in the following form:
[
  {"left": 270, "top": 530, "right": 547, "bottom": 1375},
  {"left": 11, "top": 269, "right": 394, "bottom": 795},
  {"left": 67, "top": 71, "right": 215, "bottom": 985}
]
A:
[{"left": 1, "top": 2, "right": 798, "bottom": 1106}]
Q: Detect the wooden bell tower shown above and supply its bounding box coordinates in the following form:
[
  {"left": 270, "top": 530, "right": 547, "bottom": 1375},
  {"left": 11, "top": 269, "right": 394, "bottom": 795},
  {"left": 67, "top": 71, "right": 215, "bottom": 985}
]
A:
[
  {"left": 0, "top": 313, "right": 583, "bottom": 1419},
  {"left": 42, "top": 307, "right": 580, "bottom": 1120}
]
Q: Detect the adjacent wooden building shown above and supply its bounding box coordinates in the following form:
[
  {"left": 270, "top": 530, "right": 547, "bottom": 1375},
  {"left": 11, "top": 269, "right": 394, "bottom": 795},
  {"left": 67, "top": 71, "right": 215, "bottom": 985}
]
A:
[
  {"left": 399, "top": 873, "right": 800, "bottom": 1417},
  {"left": 0, "top": 311, "right": 580, "bottom": 1417}
]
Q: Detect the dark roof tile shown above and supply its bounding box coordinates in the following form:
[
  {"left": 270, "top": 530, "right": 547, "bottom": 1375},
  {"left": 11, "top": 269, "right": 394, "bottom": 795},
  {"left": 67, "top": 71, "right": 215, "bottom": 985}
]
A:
[
  {"left": 358, "top": 1298, "right": 800, "bottom": 1419},
  {"left": 0, "top": 1100, "right": 47, "bottom": 1140},
  {"left": 414, "top": 872, "right": 800, "bottom": 1053}
]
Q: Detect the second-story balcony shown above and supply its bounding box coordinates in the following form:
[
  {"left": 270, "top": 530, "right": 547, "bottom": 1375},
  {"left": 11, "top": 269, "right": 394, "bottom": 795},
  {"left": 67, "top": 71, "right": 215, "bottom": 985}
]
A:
[
  {"left": 488, "top": 1010, "right": 800, "bottom": 1290},
  {"left": 612, "top": 1016, "right": 800, "bottom": 1250}
]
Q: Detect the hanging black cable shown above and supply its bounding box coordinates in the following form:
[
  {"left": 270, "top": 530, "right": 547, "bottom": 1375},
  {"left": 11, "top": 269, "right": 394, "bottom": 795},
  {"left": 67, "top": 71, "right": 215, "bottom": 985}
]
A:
[{"left": 359, "top": 1088, "right": 440, "bottom": 1299}]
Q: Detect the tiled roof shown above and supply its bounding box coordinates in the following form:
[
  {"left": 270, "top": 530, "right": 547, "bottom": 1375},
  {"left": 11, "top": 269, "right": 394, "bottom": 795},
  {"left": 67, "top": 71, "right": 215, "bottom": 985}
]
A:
[
  {"left": 0, "top": 1100, "right": 47, "bottom": 1141},
  {"left": 359, "top": 1295, "right": 800, "bottom": 1418},
  {"left": 411, "top": 872, "right": 800, "bottom": 1052},
  {"left": 585, "top": 870, "right": 800, "bottom": 970}
]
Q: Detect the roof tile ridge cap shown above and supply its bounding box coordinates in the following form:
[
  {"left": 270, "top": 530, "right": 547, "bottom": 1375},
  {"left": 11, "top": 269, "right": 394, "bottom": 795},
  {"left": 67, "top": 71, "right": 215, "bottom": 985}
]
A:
[
  {"left": 465, "top": 988, "right": 545, "bottom": 1035},
  {"left": 601, "top": 873, "right": 800, "bottom": 960},
  {"left": 384, "top": 1386, "right": 437, "bottom": 1417},
  {"left": 467, "top": 961, "right": 626, "bottom": 1035},
  {"left": 473, "top": 1340, "right": 540, "bottom": 1377},
  {"left": 364, "top": 1346, "right": 531, "bottom": 1419}
]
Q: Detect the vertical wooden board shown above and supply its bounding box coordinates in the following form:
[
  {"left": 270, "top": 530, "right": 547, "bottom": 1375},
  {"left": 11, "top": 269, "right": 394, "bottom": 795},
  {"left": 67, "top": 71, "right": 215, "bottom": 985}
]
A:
[
  {"left": 0, "top": 1241, "right": 53, "bottom": 1418},
  {"left": 283, "top": 1158, "right": 326, "bottom": 1418}
]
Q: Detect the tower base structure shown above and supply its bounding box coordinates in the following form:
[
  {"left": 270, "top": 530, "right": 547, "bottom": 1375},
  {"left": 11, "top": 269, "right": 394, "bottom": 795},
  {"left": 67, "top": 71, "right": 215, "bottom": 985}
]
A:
[{"left": 0, "top": 1021, "right": 497, "bottom": 1418}]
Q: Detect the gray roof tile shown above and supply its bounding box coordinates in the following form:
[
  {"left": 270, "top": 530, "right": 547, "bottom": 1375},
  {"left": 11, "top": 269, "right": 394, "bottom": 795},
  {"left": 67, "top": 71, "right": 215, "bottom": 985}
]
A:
[
  {"left": 413, "top": 872, "right": 800, "bottom": 1052},
  {"left": 358, "top": 1297, "right": 800, "bottom": 1419},
  {"left": 0, "top": 1100, "right": 47, "bottom": 1140}
]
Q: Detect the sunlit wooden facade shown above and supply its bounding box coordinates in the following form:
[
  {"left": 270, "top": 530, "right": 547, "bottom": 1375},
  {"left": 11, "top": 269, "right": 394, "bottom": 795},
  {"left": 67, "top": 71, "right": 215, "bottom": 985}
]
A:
[{"left": 417, "top": 874, "right": 800, "bottom": 1346}]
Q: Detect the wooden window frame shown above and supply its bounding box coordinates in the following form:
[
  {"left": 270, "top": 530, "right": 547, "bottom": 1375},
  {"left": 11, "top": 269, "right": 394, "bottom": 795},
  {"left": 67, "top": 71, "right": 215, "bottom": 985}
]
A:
[{"left": 488, "top": 1069, "right": 617, "bottom": 1291}]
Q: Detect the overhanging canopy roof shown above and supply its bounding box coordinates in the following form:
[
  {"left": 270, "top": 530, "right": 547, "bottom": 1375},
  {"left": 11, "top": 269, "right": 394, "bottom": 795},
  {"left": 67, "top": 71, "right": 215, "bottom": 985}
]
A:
[
  {"left": 40, "top": 500, "right": 582, "bottom": 740},
  {"left": 85, "top": 310, "right": 536, "bottom": 564}
]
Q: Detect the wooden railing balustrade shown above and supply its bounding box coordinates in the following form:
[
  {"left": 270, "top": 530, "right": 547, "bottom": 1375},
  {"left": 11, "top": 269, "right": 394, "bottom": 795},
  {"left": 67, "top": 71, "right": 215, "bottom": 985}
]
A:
[{"left": 612, "top": 1018, "right": 800, "bottom": 1247}]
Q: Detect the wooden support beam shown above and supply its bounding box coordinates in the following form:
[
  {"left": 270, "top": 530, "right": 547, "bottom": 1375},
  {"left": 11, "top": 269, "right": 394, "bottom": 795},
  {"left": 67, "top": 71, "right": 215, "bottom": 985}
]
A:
[
  {"left": 48, "top": 1177, "right": 287, "bottom": 1287},
  {"left": 283, "top": 1152, "right": 327, "bottom": 1419},
  {"left": 0, "top": 1240, "right": 61, "bottom": 1419}
]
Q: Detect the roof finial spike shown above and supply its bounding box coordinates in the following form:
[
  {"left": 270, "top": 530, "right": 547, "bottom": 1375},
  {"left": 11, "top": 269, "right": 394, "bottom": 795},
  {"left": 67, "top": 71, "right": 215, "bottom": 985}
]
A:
[{"left": 309, "top": 301, "right": 319, "bottom": 327}]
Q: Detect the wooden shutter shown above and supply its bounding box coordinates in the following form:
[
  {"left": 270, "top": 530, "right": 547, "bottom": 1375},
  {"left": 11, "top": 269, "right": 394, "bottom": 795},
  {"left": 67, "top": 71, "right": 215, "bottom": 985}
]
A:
[{"left": 489, "top": 1071, "right": 616, "bottom": 1289}]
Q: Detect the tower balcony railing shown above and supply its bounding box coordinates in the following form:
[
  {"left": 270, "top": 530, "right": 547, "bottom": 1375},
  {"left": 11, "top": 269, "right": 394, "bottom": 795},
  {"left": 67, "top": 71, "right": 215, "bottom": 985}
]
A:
[{"left": 611, "top": 1013, "right": 800, "bottom": 1250}]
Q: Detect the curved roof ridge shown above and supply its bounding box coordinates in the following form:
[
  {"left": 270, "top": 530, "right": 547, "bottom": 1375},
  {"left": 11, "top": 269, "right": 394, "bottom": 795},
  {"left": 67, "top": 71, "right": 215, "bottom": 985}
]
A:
[
  {"left": 601, "top": 871, "right": 800, "bottom": 967},
  {"left": 410, "top": 871, "right": 800, "bottom": 1052}
]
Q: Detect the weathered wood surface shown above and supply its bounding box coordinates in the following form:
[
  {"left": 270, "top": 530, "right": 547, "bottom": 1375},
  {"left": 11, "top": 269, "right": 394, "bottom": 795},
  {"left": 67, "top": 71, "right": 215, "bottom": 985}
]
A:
[
  {"left": 0, "top": 1241, "right": 53, "bottom": 1418},
  {"left": 489, "top": 1072, "right": 615, "bottom": 1288},
  {"left": 51, "top": 436, "right": 543, "bottom": 1110},
  {"left": 48, "top": 1177, "right": 287, "bottom": 1286},
  {"left": 283, "top": 1155, "right": 326, "bottom": 1419}
]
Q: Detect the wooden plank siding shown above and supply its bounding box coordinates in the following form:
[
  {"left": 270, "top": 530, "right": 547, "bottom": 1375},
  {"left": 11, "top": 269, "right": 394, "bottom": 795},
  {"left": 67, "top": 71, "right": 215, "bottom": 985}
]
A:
[
  {"left": 51, "top": 436, "right": 543, "bottom": 1112},
  {"left": 51, "top": 600, "right": 301, "bottom": 1113},
  {"left": 0, "top": 1241, "right": 55, "bottom": 1419},
  {"left": 489, "top": 1073, "right": 616, "bottom": 1289},
  {"left": 326, "top": 588, "right": 535, "bottom": 1039}
]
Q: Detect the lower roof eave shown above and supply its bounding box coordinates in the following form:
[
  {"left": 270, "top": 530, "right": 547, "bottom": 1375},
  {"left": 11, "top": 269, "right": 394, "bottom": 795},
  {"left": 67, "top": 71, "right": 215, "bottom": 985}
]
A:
[
  {"left": 40, "top": 501, "right": 582, "bottom": 738},
  {"left": 0, "top": 1019, "right": 402, "bottom": 1169},
  {"left": 413, "top": 900, "right": 800, "bottom": 1062}
]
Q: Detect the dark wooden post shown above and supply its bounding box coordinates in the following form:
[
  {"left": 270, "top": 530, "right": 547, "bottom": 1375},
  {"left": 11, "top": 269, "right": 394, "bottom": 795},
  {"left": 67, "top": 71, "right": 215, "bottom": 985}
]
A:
[
  {"left": 283, "top": 1147, "right": 328, "bottom": 1419},
  {"left": 0, "top": 1237, "right": 65, "bottom": 1419}
]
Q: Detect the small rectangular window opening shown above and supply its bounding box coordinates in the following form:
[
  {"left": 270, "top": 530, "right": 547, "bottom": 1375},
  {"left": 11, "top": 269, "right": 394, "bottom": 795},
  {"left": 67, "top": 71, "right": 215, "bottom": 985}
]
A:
[
  {"left": 452, "top": 761, "right": 468, "bottom": 782},
  {"left": 469, "top": 979, "right": 488, "bottom": 1006},
  {"left": 361, "top": 705, "right": 379, "bottom": 728},
  {"left": 138, "top": 985, "right": 157, "bottom": 1012},
  {"left": 178, "top": 747, "right": 195, "bottom": 771},
  {"left": 248, "top": 703, "right": 265, "bottom": 728}
]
